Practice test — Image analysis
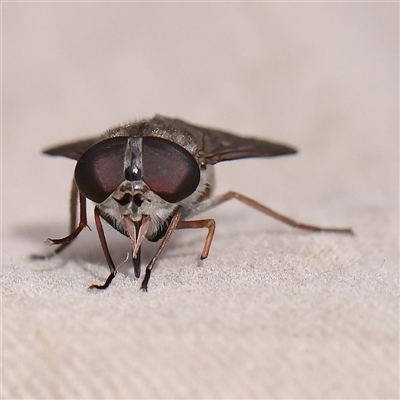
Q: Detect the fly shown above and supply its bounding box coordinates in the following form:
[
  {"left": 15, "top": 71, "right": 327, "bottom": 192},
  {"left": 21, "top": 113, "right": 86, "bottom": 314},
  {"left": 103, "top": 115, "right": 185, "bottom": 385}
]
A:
[{"left": 34, "top": 115, "right": 353, "bottom": 291}]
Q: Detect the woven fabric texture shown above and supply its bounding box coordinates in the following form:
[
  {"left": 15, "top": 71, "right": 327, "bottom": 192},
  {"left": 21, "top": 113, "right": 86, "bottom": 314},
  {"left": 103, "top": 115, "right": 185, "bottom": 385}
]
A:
[{"left": 2, "top": 3, "right": 398, "bottom": 399}]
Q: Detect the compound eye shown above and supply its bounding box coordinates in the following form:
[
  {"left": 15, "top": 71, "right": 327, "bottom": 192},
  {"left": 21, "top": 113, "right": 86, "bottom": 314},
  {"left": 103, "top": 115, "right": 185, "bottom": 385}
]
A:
[
  {"left": 143, "top": 137, "right": 200, "bottom": 203},
  {"left": 75, "top": 137, "right": 128, "bottom": 203}
]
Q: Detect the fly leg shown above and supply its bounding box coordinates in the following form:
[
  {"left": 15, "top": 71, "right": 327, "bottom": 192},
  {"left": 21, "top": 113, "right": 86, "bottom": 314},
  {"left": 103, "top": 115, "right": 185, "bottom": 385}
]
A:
[
  {"left": 32, "top": 181, "right": 89, "bottom": 259},
  {"left": 88, "top": 207, "right": 117, "bottom": 290},
  {"left": 140, "top": 207, "right": 183, "bottom": 292},
  {"left": 176, "top": 219, "right": 216, "bottom": 260},
  {"left": 191, "top": 191, "right": 354, "bottom": 235}
]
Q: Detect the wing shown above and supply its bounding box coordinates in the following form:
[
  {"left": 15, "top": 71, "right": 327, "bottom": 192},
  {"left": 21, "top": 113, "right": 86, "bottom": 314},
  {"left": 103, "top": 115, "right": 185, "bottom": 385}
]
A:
[
  {"left": 153, "top": 115, "right": 297, "bottom": 165},
  {"left": 43, "top": 115, "right": 297, "bottom": 164},
  {"left": 43, "top": 136, "right": 103, "bottom": 160}
]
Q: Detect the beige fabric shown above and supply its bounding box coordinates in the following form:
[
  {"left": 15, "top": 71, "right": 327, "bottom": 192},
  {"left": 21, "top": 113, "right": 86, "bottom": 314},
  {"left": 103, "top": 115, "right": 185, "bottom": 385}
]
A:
[{"left": 2, "top": 3, "right": 398, "bottom": 399}]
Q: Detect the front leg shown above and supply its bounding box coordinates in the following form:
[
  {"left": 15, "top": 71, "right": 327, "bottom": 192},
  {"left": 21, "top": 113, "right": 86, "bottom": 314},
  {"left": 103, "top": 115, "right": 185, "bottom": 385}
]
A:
[
  {"left": 88, "top": 207, "right": 117, "bottom": 290},
  {"left": 140, "top": 207, "right": 183, "bottom": 291}
]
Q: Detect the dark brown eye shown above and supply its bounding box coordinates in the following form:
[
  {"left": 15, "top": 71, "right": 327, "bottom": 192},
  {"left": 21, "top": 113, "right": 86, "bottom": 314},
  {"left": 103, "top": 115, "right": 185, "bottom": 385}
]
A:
[
  {"left": 75, "top": 137, "right": 128, "bottom": 203},
  {"left": 142, "top": 137, "right": 200, "bottom": 203},
  {"left": 75, "top": 136, "right": 200, "bottom": 204}
]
